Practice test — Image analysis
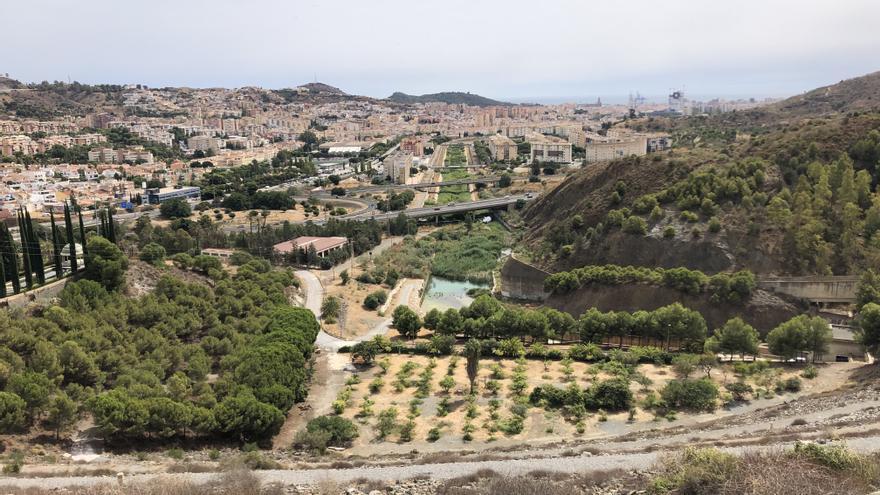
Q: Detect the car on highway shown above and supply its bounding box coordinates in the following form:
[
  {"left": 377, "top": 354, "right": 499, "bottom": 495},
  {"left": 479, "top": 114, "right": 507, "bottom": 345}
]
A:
[
  {"left": 433, "top": 207, "right": 441, "bottom": 211},
  {"left": 447, "top": 202, "right": 455, "bottom": 206}
]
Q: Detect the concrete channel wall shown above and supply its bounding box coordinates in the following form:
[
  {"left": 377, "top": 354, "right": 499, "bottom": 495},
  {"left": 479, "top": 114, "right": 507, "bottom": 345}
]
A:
[
  {"left": 499, "top": 256, "right": 550, "bottom": 301},
  {"left": 757, "top": 276, "right": 860, "bottom": 304}
]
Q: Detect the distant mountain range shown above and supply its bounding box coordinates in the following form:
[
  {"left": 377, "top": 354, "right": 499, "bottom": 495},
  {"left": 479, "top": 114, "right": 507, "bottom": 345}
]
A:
[{"left": 386, "top": 91, "right": 512, "bottom": 107}]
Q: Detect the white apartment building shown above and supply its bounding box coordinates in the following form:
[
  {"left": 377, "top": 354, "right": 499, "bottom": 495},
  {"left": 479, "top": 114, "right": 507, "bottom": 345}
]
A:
[
  {"left": 487, "top": 134, "right": 518, "bottom": 161},
  {"left": 188, "top": 134, "right": 221, "bottom": 153},
  {"left": 528, "top": 134, "right": 572, "bottom": 164},
  {"left": 383, "top": 152, "right": 412, "bottom": 184}
]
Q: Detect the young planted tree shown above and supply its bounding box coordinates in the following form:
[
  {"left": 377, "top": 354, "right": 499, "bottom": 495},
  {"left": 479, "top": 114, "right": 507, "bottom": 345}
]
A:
[{"left": 464, "top": 339, "right": 482, "bottom": 395}]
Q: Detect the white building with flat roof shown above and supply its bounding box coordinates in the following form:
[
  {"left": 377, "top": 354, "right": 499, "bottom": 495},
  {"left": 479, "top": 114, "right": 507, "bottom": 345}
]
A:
[{"left": 528, "top": 133, "right": 571, "bottom": 164}]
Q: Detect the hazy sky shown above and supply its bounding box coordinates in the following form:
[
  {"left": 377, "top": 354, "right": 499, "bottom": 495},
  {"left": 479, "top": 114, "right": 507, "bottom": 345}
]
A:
[{"left": 3, "top": 0, "right": 879, "bottom": 102}]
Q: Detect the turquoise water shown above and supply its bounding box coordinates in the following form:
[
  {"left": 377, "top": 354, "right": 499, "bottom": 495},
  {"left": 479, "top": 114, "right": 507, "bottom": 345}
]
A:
[{"left": 422, "top": 276, "right": 489, "bottom": 312}]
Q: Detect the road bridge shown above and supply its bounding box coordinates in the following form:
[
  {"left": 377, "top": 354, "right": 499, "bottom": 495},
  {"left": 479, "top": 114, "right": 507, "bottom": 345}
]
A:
[
  {"left": 345, "top": 194, "right": 533, "bottom": 222},
  {"left": 338, "top": 176, "right": 500, "bottom": 194}
]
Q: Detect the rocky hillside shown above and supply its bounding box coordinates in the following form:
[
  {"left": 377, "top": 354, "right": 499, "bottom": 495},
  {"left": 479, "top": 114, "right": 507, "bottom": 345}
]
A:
[
  {"left": 0, "top": 79, "right": 125, "bottom": 119},
  {"left": 772, "top": 70, "right": 880, "bottom": 117},
  {"left": 522, "top": 70, "right": 880, "bottom": 277},
  {"left": 297, "top": 82, "right": 347, "bottom": 95}
]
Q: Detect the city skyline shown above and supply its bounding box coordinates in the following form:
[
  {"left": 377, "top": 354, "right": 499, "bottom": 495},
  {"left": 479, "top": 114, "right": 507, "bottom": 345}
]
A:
[{"left": 2, "top": 0, "right": 879, "bottom": 101}]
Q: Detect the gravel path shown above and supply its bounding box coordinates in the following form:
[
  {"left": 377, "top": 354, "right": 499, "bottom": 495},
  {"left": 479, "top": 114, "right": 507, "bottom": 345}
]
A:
[
  {"left": 15, "top": 434, "right": 880, "bottom": 490},
  {"left": 0, "top": 451, "right": 659, "bottom": 489}
]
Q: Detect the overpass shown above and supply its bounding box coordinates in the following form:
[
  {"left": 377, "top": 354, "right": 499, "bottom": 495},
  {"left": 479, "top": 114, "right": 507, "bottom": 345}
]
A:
[
  {"left": 218, "top": 194, "right": 535, "bottom": 232},
  {"left": 757, "top": 276, "right": 860, "bottom": 304},
  {"left": 338, "top": 176, "right": 501, "bottom": 194},
  {"left": 345, "top": 194, "right": 533, "bottom": 222}
]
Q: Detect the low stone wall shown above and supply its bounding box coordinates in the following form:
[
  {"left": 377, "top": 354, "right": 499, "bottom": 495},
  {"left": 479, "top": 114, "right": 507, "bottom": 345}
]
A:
[{"left": 1, "top": 276, "right": 74, "bottom": 310}]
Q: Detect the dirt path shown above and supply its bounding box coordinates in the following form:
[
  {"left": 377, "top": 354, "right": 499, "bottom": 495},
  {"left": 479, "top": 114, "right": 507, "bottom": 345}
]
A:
[
  {"left": 273, "top": 271, "right": 352, "bottom": 448},
  {"left": 272, "top": 272, "right": 424, "bottom": 448}
]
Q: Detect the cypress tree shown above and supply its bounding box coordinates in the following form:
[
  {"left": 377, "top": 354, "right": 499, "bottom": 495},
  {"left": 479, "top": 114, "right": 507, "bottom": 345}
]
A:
[
  {"left": 107, "top": 207, "right": 116, "bottom": 244},
  {"left": 25, "top": 210, "right": 44, "bottom": 285},
  {"left": 0, "top": 248, "right": 5, "bottom": 298},
  {"left": 64, "top": 202, "right": 78, "bottom": 273},
  {"left": 17, "top": 210, "right": 32, "bottom": 290},
  {"left": 77, "top": 207, "right": 89, "bottom": 262},
  {"left": 0, "top": 224, "right": 21, "bottom": 295},
  {"left": 51, "top": 213, "right": 63, "bottom": 278}
]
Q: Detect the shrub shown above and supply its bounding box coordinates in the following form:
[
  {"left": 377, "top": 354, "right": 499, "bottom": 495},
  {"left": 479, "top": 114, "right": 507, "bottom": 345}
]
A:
[
  {"left": 802, "top": 365, "right": 819, "bottom": 379},
  {"left": 776, "top": 377, "right": 802, "bottom": 393},
  {"left": 439, "top": 375, "right": 455, "bottom": 394},
  {"left": 376, "top": 407, "right": 399, "bottom": 439},
  {"left": 239, "top": 451, "right": 281, "bottom": 470},
  {"left": 724, "top": 381, "right": 753, "bottom": 401},
  {"left": 661, "top": 379, "right": 719, "bottom": 411},
  {"left": 166, "top": 448, "right": 184, "bottom": 460},
  {"left": 399, "top": 420, "right": 416, "bottom": 442},
  {"left": 427, "top": 426, "right": 442, "bottom": 442},
  {"left": 632, "top": 194, "right": 659, "bottom": 214},
  {"left": 651, "top": 447, "right": 738, "bottom": 494},
  {"left": 436, "top": 397, "right": 450, "bottom": 417},
  {"left": 429, "top": 334, "right": 456, "bottom": 355},
  {"left": 294, "top": 429, "right": 332, "bottom": 453},
  {"left": 792, "top": 442, "right": 876, "bottom": 475},
  {"left": 622, "top": 216, "right": 647, "bottom": 235},
  {"left": 680, "top": 210, "right": 699, "bottom": 223},
  {"left": 498, "top": 415, "right": 524, "bottom": 435},
  {"left": 568, "top": 343, "right": 603, "bottom": 362},
  {"left": 663, "top": 226, "right": 676, "bottom": 238},
  {"left": 139, "top": 242, "right": 167, "bottom": 266},
  {"left": 589, "top": 379, "right": 633, "bottom": 411},
  {"left": 369, "top": 377, "right": 384, "bottom": 393},
  {"left": 363, "top": 290, "right": 388, "bottom": 310},
  {"left": 321, "top": 296, "right": 341, "bottom": 322},
  {"left": 494, "top": 338, "right": 525, "bottom": 358},
  {"left": 305, "top": 415, "right": 358, "bottom": 447}
]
